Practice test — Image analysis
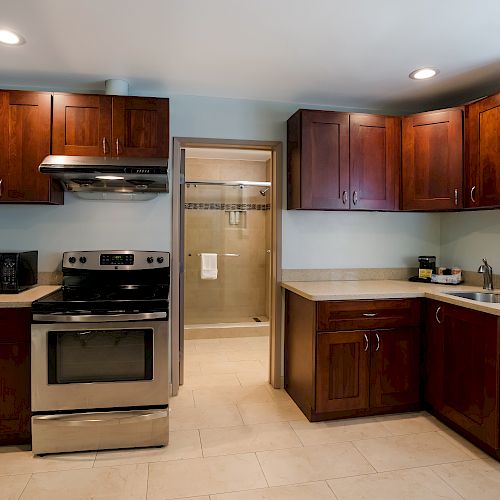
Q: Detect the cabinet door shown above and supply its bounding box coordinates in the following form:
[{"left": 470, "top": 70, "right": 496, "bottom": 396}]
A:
[
  {"left": 402, "top": 108, "right": 463, "bottom": 210},
  {"left": 424, "top": 300, "right": 445, "bottom": 411},
  {"left": 316, "top": 331, "right": 370, "bottom": 413},
  {"left": 465, "top": 93, "right": 500, "bottom": 208},
  {"left": 441, "top": 305, "right": 499, "bottom": 448},
  {"left": 52, "top": 93, "right": 112, "bottom": 156},
  {"left": 0, "top": 91, "right": 62, "bottom": 204},
  {"left": 300, "top": 110, "right": 350, "bottom": 209},
  {"left": 112, "top": 97, "right": 169, "bottom": 158},
  {"left": 350, "top": 114, "right": 401, "bottom": 210},
  {"left": 370, "top": 328, "right": 420, "bottom": 409}
]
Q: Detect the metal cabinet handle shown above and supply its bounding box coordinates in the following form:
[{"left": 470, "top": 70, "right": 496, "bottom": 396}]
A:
[
  {"left": 470, "top": 186, "right": 477, "bottom": 204},
  {"left": 362, "top": 313, "right": 377, "bottom": 317},
  {"left": 342, "top": 190, "right": 347, "bottom": 205},
  {"left": 353, "top": 191, "right": 358, "bottom": 205},
  {"left": 0, "top": 178, "right": 3, "bottom": 199},
  {"left": 115, "top": 138, "right": 120, "bottom": 156},
  {"left": 102, "top": 137, "right": 107, "bottom": 155},
  {"left": 375, "top": 333, "right": 380, "bottom": 351},
  {"left": 34, "top": 410, "right": 169, "bottom": 426},
  {"left": 435, "top": 306, "right": 442, "bottom": 324},
  {"left": 363, "top": 333, "right": 369, "bottom": 352},
  {"left": 454, "top": 188, "right": 458, "bottom": 206}
]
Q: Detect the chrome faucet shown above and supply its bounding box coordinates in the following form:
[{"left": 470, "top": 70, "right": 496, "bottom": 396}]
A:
[{"left": 478, "top": 258, "right": 494, "bottom": 290}]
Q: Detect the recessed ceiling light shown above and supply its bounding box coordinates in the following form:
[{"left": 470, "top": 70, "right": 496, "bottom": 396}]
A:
[
  {"left": 0, "top": 29, "right": 25, "bottom": 46},
  {"left": 409, "top": 68, "right": 439, "bottom": 80},
  {"left": 96, "top": 175, "right": 125, "bottom": 181}
]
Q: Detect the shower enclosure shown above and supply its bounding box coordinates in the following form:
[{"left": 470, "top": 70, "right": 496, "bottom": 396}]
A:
[{"left": 183, "top": 153, "right": 272, "bottom": 339}]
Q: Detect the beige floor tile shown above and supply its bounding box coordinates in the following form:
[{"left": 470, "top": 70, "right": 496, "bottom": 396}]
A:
[
  {"left": 20, "top": 463, "right": 148, "bottom": 500},
  {"left": 264, "top": 387, "right": 293, "bottom": 403},
  {"left": 238, "top": 401, "right": 306, "bottom": 425},
  {"left": 0, "top": 447, "right": 95, "bottom": 476},
  {"left": 290, "top": 416, "right": 392, "bottom": 446},
  {"left": 237, "top": 372, "right": 270, "bottom": 387},
  {"left": 147, "top": 453, "right": 267, "bottom": 499},
  {"left": 199, "top": 360, "right": 264, "bottom": 375},
  {"left": 432, "top": 459, "right": 500, "bottom": 500},
  {"left": 182, "top": 373, "right": 242, "bottom": 389},
  {"left": 211, "top": 481, "right": 336, "bottom": 499},
  {"left": 257, "top": 443, "right": 375, "bottom": 486},
  {"left": 225, "top": 350, "right": 269, "bottom": 362},
  {"left": 375, "top": 412, "right": 445, "bottom": 435},
  {"left": 200, "top": 422, "right": 302, "bottom": 457},
  {"left": 328, "top": 467, "right": 462, "bottom": 499},
  {"left": 0, "top": 474, "right": 31, "bottom": 500},
  {"left": 170, "top": 405, "right": 243, "bottom": 431},
  {"left": 353, "top": 431, "right": 471, "bottom": 472},
  {"left": 94, "top": 430, "right": 202, "bottom": 466},
  {"left": 437, "top": 428, "right": 489, "bottom": 460},
  {"left": 193, "top": 386, "right": 278, "bottom": 407},
  {"left": 170, "top": 388, "right": 196, "bottom": 409},
  {"left": 185, "top": 352, "right": 229, "bottom": 364}
]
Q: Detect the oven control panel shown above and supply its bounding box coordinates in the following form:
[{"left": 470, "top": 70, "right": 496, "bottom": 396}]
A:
[{"left": 63, "top": 251, "right": 170, "bottom": 270}]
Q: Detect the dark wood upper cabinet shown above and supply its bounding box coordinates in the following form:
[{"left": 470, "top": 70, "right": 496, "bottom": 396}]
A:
[
  {"left": 370, "top": 327, "right": 420, "bottom": 409},
  {"left": 53, "top": 94, "right": 169, "bottom": 158},
  {"left": 288, "top": 110, "right": 349, "bottom": 209},
  {"left": 350, "top": 114, "right": 401, "bottom": 210},
  {"left": 0, "top": 90, "right": 62, "bottom": 204},
  {"left": 112, "top": 97, "right": 169, "bottom": 158},
  {"left": 402, "top": 108, "right": 463, "bottom": 210},
  {"left": 52, "top": 93, "right": 112, "bottom": 156},
  {"left": 465, "top": 93, "right": 500, "bottom": 208},
  {"left": 316, "top": 330, "right": 370, "bottom": 413}
]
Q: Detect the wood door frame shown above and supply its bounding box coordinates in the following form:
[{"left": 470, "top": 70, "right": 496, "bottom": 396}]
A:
[{"left": 171, "top": 137, "right": 283, "bottom": 392}]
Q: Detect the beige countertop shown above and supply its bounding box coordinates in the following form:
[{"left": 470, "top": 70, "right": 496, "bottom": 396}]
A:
[
  {"left": 281, "top": 280, "right": 500, "bottom": 316},
  {"left": 0, "top": 285, "right": 60, "bottom": 308}
]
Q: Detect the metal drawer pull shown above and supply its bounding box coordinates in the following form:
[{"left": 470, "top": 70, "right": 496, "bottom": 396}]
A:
[
  {"left": 0, "top": 178, "right": 3, "bottom": 198},
  {"left": 363, "top": 333, "right": 369, "bottom": 352},
  {"left": 435, "top": 306, "right": 442, "bottom": 324},
  {"left": 342, "top": 190, "right": 347, "bottom": 205},
  {"left": 375, "top": 333, "right": 380, "bottom": 351},
  {"left": 102, "top": 137, "right": 107, "bottom": 155},
  {"left": 454, "top": 188, "right": 458, "bottom": 206},
  {"left": 470, "top": 186, "right": 477, "bottom": 204},
  {"left": 115, "top": 138, "right": 120, "bottom": 156},
  {"left": 353, "top": 191, "right": 358, "bottom": 205},
  {"left": 34, "top": 410, "right": 169, "bottom": 426},
  {"left": 362, "top": 313, "right": 377, "bottom": 317}
]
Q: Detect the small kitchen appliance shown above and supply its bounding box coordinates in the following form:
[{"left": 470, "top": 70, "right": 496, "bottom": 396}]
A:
[
  {"left": 31, "top": 250, "right": 170, "bottom": 455},
  {"left": 0, "top": 251, "right": 38, "bottom": 293}
]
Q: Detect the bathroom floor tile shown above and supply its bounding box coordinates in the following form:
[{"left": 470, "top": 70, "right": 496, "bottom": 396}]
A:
[
  {"left": 147, "top": 453, "right": 267, "bottom": 499},
  {"left": 257, "top": 443, "right": 375, "bottom": 486}
]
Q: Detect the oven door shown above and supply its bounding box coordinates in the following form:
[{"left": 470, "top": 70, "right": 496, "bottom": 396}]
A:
[{"left": 31, "top": 319, "right": 168, "bottom": 412}]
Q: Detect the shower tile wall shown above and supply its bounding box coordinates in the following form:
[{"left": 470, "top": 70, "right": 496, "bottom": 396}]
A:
[{"left": 184, "top": 158, "right": 271, "bottom": 325}]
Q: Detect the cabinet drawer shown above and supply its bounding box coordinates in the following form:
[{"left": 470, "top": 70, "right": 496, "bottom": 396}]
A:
[
  {"left": 317, "top": 299, "right": 421, "bottom": 331},
  {"left": 0, "top": 309, "right": 31, "bottom": 343}
]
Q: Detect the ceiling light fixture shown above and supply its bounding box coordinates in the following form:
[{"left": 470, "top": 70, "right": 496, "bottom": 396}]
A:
[
  {"left": 95, "top": 175, "right": 125, "bottom": 181},
  {"left": 409, "top": 68, "right": 439, "bottom": 80},
  {"left": 0, "top": 29, "right": 25, "bottom": 46}
]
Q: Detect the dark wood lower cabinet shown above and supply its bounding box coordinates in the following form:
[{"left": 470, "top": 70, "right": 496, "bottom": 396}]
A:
[{"left": 0, "top": 308, "right": 31, "bottom": 445}]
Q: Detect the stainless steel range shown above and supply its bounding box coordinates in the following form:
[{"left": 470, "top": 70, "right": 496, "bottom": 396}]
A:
[{"left": 31, "top": 250, "right": 170, "bottom": 455}]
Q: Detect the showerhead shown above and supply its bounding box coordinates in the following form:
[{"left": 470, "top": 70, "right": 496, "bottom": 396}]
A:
[{"left": 259, "top": 187, "right": 270, "bottom": 196}]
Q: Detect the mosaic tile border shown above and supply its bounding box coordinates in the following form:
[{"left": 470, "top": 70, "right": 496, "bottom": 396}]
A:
[{"left": 185, "top": 202, "right": 270, "bottom": 211}]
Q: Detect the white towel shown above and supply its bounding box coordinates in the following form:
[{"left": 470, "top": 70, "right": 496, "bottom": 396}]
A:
[{"left": 200, "top": 253, "right": 218, "bottom": 280}]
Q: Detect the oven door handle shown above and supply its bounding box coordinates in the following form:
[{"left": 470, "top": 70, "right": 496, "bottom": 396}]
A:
[
  {"left": 32, "top": 312, "right": 167, "bottom": 323},
  {"left": 32, "top": 410, "right": 169, "bottom": 426}
]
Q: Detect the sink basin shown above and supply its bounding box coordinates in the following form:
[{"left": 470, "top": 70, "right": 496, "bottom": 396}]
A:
[{"left": 446, "top": 291, "right": 500, "bottom": 303}]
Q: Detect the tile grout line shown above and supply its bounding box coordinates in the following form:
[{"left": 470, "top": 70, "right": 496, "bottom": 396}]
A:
[
  {"left": 145, "top": 462, "right": 150, "bottom": 500},
  {"left": 324, "top": 479, "right": 341, "bottom": 500},
  {"left": 254, "top": 451, "right": 270, "bottom": 488},
  {"left": 16, "top": 473, "right": 32, "bottom": 500},
  {"left": 426, "top": 465, "right": 467, "bottom": 500}
]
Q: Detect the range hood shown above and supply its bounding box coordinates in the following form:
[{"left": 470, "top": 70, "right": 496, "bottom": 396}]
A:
[{"left": 39, "top": 156, "right": 169, "bottom": 194}]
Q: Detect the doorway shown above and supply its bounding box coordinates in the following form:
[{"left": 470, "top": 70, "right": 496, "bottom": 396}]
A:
[{"left": 171, "top": 138, "right": 282, "bottom": 395}]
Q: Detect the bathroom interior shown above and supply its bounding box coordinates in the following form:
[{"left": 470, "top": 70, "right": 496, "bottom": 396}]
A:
[{"left": 183, "top": 148, "right": 272, "bottom": 341}]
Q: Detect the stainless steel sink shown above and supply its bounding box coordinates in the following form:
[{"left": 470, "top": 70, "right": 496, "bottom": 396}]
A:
[{"left": 446, "top": 291, "right": 500, "bottom": 303}]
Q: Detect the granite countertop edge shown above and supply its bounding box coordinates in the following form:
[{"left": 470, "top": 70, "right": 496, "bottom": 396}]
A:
[{"left": 0, "top": 285, "right": 61, "bottom": 308}]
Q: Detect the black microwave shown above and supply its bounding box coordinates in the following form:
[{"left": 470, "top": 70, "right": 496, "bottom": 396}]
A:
[{"left": 0, "top": 251, "right": 38, "bottom": 293}]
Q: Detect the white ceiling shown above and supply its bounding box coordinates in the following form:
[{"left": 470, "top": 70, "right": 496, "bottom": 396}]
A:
[{"left": 1, "top": 0, "right": 499, "bottom": 113}]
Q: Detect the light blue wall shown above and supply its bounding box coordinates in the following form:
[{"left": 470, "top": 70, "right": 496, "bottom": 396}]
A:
[{"left": 0, "top": 93, "right": 442, "bottom": 271}]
